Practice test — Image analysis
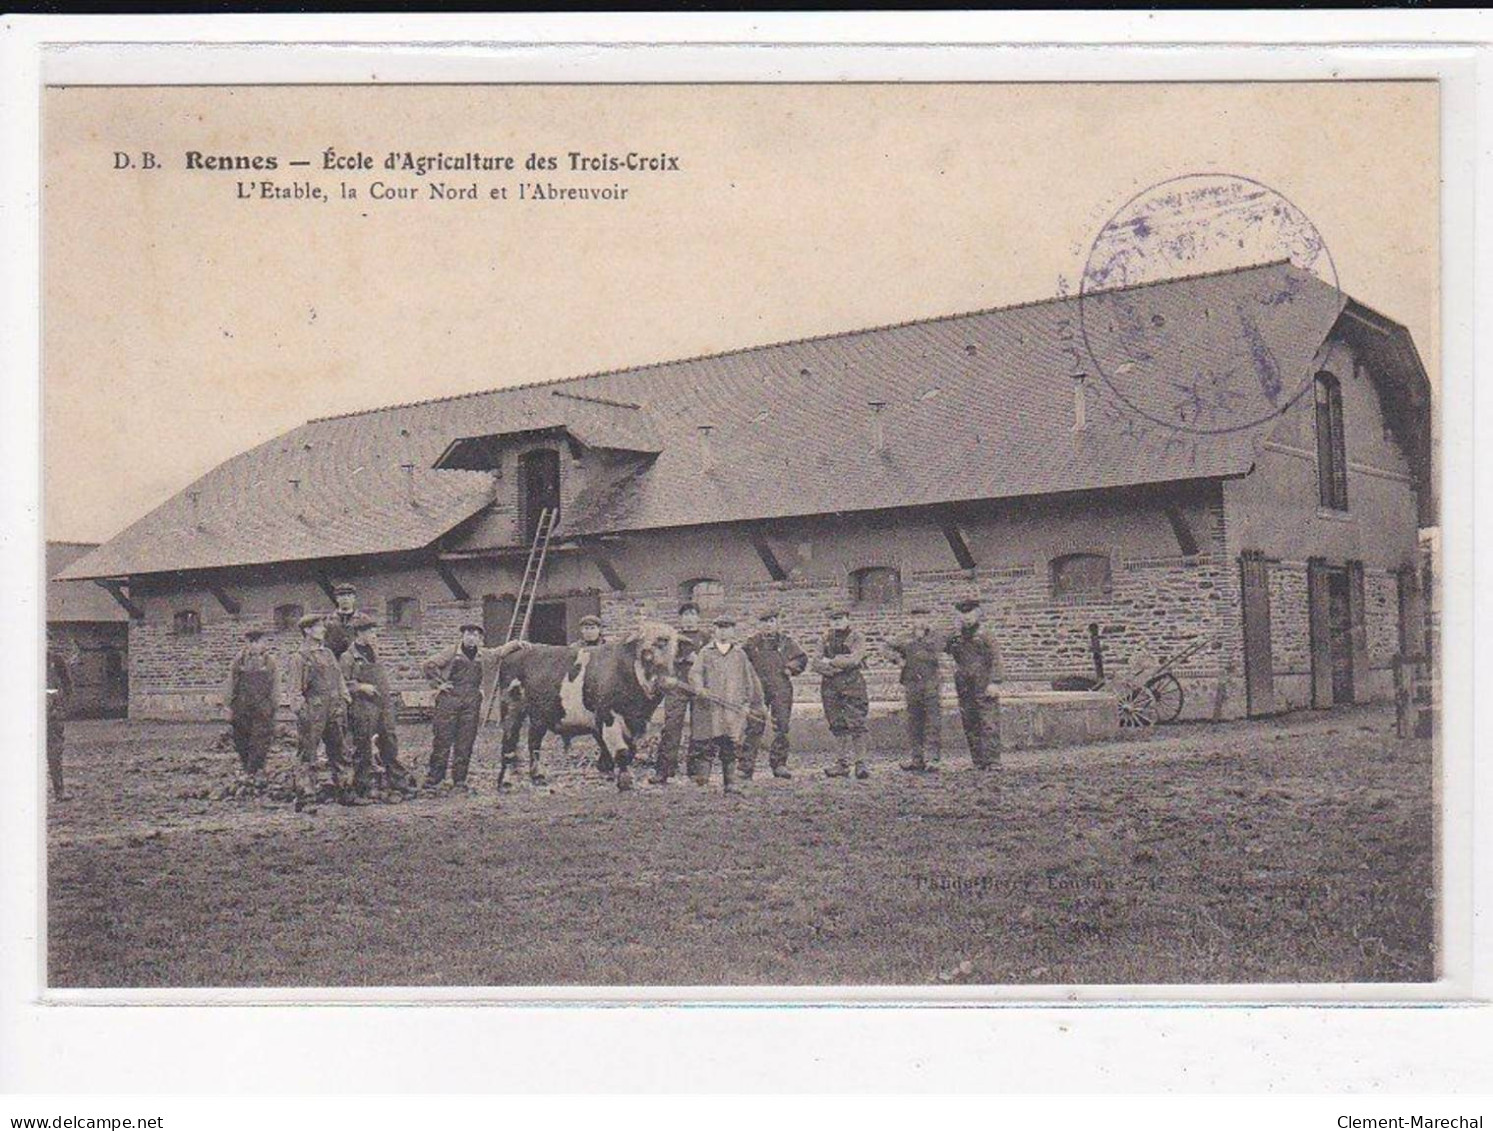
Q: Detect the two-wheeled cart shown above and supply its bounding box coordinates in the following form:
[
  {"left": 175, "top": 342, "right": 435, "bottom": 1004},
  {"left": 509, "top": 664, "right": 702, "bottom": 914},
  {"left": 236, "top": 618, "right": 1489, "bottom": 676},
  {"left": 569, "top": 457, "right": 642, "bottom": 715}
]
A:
[{"left": 1101, "top": 635, "right": 1217, "bottom": 728}]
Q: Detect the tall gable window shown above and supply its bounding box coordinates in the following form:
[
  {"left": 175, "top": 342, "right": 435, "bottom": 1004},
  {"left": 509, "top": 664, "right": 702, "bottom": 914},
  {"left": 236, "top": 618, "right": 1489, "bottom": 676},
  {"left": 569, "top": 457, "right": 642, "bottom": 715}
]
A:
[
  {"left": 274, "top": 603, "right": 304, "bottom": 632},
  {"left": 1050, "top": 553, "right": 1112, "bottom": 602},
  {"left": 1315, "top": 372, "right": 1349, "bottom": 512},
  {"left": 172, "top": 608, "right": 202, "bottom": 636},
  {"left": 680, "top": 578, "right": 726, "bottom": 617},
  {"left": 850, "top": 566, "right": 902, "bottom": 608}
]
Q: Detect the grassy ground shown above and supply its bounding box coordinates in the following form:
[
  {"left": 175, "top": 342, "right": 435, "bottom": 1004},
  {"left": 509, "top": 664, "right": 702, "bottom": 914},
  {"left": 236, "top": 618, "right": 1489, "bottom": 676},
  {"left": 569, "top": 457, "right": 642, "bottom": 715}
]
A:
[{"left": 46, "top": 704, "right": 1435, "bottom": 987}]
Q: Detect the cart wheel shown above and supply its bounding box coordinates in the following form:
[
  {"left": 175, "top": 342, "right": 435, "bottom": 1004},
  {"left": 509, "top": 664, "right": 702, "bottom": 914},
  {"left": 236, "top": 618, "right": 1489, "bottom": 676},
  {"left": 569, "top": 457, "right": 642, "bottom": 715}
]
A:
[
  {"left": 1145, "top": 673, "right": 1185, "bottom": 724},
  {"left": 1117, "top": 683, "right": 1158, "bottom": 728}
]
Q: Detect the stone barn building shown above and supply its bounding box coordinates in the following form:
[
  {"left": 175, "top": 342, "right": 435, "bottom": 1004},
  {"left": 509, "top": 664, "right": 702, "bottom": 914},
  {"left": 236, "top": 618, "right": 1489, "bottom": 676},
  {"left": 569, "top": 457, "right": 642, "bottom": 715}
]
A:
[
  {"left": 58, "top": 262, "right": 1432, "bottom": 725},
  {"left": 46, "top": 541, "right": 129, "bottom": 718}
]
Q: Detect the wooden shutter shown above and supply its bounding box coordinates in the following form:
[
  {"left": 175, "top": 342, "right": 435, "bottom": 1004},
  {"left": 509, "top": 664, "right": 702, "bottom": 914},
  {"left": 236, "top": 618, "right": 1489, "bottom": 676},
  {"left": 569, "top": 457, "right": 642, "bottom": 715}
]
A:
[
  {"left": 1239, "top": 552, "right": 1276, "bottom": 717},
  {"left": 1347, "top": 560, "right": 1369, "bottom": 704}
]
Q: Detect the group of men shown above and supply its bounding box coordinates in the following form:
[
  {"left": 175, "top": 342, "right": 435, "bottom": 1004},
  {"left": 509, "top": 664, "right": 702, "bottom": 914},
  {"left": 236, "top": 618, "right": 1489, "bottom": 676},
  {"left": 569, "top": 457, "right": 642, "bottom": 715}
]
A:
[
  {"left": 214, "top": 582, "right": 1003, "bottom": 806},
  {"left": 645, "top": 595, "right": 1003, "bottom": 795},
  {"left": 223, "top": 583, "right": 530, "bottom": 806}
]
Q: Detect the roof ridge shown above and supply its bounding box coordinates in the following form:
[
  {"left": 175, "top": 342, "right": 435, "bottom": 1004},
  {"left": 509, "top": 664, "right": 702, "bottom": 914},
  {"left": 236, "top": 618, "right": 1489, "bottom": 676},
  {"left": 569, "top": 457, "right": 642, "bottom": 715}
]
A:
[{"left": 305, "top": 258, "right": 1297, "bottom": 425}]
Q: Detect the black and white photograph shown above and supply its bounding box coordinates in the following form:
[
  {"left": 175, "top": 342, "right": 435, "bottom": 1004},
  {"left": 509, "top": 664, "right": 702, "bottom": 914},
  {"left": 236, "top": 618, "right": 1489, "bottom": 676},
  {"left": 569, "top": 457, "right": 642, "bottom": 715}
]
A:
[{"left": 32, "top": 75, "right": 1449, "bottom": 994}]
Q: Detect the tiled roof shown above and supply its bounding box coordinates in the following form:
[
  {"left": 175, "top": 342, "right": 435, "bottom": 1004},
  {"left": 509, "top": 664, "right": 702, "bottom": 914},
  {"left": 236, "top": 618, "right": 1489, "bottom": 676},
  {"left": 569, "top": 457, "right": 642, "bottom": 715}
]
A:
[
  {"left": 47, "top": 542, "right": 128, "bottom": 621},
  {"left": 62, "top": 262, "right": 1387, "bottom": 580}
]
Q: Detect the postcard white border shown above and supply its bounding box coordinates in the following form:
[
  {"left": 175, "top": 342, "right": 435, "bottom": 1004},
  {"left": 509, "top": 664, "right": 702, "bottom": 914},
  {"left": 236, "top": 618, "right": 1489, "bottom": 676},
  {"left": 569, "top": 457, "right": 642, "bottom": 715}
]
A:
[{"left": 2, "top": 12, "right": 1488, "bottom": 1092}]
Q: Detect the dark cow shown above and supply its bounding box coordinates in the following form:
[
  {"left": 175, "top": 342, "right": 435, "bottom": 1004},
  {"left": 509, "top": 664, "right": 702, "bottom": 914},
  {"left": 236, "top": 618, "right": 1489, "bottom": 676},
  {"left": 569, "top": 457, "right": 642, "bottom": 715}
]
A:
[{"left": 496, "top": 621, "right": 678, "bottom": 791}]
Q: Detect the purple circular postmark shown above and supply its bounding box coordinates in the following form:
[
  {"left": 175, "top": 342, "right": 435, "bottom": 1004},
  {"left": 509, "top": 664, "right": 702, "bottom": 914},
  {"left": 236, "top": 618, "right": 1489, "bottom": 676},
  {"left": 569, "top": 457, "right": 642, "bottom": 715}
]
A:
[{"left": 1077, "top": 173, "right": 1340, "bottom": 437}]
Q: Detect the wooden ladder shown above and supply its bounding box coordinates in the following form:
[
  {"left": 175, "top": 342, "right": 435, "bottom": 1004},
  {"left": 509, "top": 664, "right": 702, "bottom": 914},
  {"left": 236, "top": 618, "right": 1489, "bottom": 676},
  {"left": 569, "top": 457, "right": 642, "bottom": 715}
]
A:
[{"left": 505, "top": 507, "right": 556, "bottom": 644}]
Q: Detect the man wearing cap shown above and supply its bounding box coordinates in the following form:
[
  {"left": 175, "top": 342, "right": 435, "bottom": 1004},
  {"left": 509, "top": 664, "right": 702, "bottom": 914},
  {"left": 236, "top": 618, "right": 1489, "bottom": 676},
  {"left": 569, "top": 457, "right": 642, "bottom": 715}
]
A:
[
  {"left": 341, "top": 615, "right": 415, "bottom": 800},
  {"left": 741, "top": 606, "right": 809, "bottom": 779},
  {"left": 945, "top": 598, "right": 1004, "bottom": 770},
  {"left": 573, "top": 614, "right": 605, "bottom": 650},
  {"left": 422, "top": 624, "right": 527, "bottom": 792},
  {"left": 688, "top": 615, "right": 766, "bottom": 795},
  {"left": 223, "top": 627, "right": 280, "bottom": 781},
  {"left": 649, "top": 601, "right": 712, "bottom": 785},
  {"left": 287, "top": 613, "right": 353, "bottom": 805},
  {"left": 889, "top": 606, "right": 943, "bottom": 773},
  {"left": 813, "top": 607, "right": 872, "bottom": 780},
  {"left": 322, "top": 582, "right": 360, "bottom": 660}
]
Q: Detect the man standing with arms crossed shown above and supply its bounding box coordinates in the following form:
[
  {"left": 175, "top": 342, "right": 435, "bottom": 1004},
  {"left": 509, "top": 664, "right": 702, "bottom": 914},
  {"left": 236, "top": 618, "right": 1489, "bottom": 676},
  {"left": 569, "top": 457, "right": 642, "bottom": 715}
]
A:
[{"left": 816, "top": 606, "right": 872, "bottom": 781}]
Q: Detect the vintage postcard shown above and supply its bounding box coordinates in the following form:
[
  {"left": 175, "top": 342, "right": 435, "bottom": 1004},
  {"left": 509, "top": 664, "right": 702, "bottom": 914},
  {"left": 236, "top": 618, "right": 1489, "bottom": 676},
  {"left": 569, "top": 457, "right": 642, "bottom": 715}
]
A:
[{"left": 37, "top": 73, "right": 1448, "bottom": 1000}]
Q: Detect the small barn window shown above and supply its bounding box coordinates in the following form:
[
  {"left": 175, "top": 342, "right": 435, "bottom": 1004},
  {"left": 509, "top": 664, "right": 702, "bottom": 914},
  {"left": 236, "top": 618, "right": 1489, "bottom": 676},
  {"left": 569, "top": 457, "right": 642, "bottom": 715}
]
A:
[
  {"left": 1315, "top": 372, "right": 1349, "bottom": 512},
  {"left": 1050, "top": 553, "right": 1112, "bottom": 602},
  {"left": 172, "top": 608, "right": 201, "bottom": 636},
  {"left": 850, "top": 566, "right": 902, "bottom": 607},
  {"left": 386, "top": 596, "right": 421, "bottom": 630},
  {"left": 274, "top": 603, "right": 304, "bottom": 631},
  {"left": 680, "top": 578, "right": 726, "bottom": 617}
]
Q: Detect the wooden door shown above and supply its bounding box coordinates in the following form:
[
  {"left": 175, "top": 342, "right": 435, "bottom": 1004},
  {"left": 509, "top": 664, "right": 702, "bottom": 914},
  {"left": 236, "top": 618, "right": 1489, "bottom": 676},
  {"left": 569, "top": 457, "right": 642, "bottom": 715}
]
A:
[
  {"left": 1308, "top": 558, "right": 1334, "bottom": 708},
  {"left": 1326, "top": 567, "right": 1355, "bottom": 705},
  {"left": 1240, "top": 552, "right": 1275, "bottom": 716}
]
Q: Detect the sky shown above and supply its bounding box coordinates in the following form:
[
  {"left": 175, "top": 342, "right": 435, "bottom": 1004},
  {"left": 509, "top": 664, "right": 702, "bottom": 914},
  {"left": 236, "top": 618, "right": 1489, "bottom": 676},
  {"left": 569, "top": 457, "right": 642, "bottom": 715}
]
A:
[{"left": 43, "top": 81, "right": 1438, "bottom": 542}]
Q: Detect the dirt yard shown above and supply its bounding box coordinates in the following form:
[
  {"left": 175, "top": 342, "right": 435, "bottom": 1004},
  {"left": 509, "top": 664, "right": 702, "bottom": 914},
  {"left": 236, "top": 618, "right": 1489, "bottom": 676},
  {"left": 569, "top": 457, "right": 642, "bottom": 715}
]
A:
[{"left": 46, "top": 704, "right": 1435, "bottom": 987}]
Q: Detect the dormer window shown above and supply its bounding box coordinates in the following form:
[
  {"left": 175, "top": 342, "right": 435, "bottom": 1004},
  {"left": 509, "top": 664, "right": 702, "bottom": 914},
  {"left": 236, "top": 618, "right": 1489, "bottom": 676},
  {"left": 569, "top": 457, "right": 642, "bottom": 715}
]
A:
[{"left": 518, "top": 448, "right": 561, "bottom": 541}]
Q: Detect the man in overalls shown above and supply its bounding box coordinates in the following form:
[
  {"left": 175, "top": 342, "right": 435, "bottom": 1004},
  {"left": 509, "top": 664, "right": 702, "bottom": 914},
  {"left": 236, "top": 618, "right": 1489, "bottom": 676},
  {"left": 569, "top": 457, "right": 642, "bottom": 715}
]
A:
[
  {"left": 224, "top": 627, "right": 280, "bottom": 782},
  {"left": 341, "top": 614, "right": 416, "bottom": 800},
  {"left": 889, "top": 606, "right": 943, "bottom": 773},
  {"left": 945, "top": 597, "right": 1003, "bottom": 770},
  {"left": 815, "top": 607, "right": 871, "bottom": 780},
  {"left": 740, "top": 606, "right": 809, "bottom": 779},
  {"left": 288, "top": 613, "right": 352, "bottom": 806},
  {"left": 423, "top": 625, "right": 524, "bottom": 792}
]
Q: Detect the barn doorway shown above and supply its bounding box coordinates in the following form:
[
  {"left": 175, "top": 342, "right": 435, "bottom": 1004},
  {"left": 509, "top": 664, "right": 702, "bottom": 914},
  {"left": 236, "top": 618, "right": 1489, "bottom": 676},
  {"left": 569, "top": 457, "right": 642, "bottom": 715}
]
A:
[
  {"left": 528, "top": 599, "right": 570, "bottom": 645},
  {"left": 1309, "top": 560, "right": 1355, "bottom": 708},
  {"left": 518, "top": 448, "right": 561, "bottom": 543}
]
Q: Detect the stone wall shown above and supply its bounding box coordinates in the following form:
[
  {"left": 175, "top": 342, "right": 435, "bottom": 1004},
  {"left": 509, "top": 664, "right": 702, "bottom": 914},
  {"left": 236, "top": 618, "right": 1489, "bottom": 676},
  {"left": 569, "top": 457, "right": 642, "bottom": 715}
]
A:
[{"left": 596, "top": 549, "right": 1242, "bottom": 720}]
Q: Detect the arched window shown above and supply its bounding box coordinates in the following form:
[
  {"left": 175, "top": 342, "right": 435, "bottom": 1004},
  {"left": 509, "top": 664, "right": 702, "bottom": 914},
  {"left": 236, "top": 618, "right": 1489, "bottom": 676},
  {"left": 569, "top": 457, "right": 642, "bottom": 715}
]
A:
[
  {"left": 274, "top": 603, "right": 304, "bottom": 632},
  {"left": 172, "top": 608, "right": 202, "bottom": 636},
  {"left": 1050, "top": 553, "right": 1112, "bottom": 602},
  {"left": 1315, "top": 372, "right": 1348, "bottom": 511},
  {"left": 680, "top": 578, "right": 726, "bottom": 617},
  {"left": 849, "top": 566, "right": 902, "bottom": 607}
]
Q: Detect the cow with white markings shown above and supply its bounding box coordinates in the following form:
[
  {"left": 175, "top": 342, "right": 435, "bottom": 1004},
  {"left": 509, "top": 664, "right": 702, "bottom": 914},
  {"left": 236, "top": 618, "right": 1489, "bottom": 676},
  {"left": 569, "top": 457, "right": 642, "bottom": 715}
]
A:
[{"left": 496, "top": 621, "right": 679, "bottom": 792}]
